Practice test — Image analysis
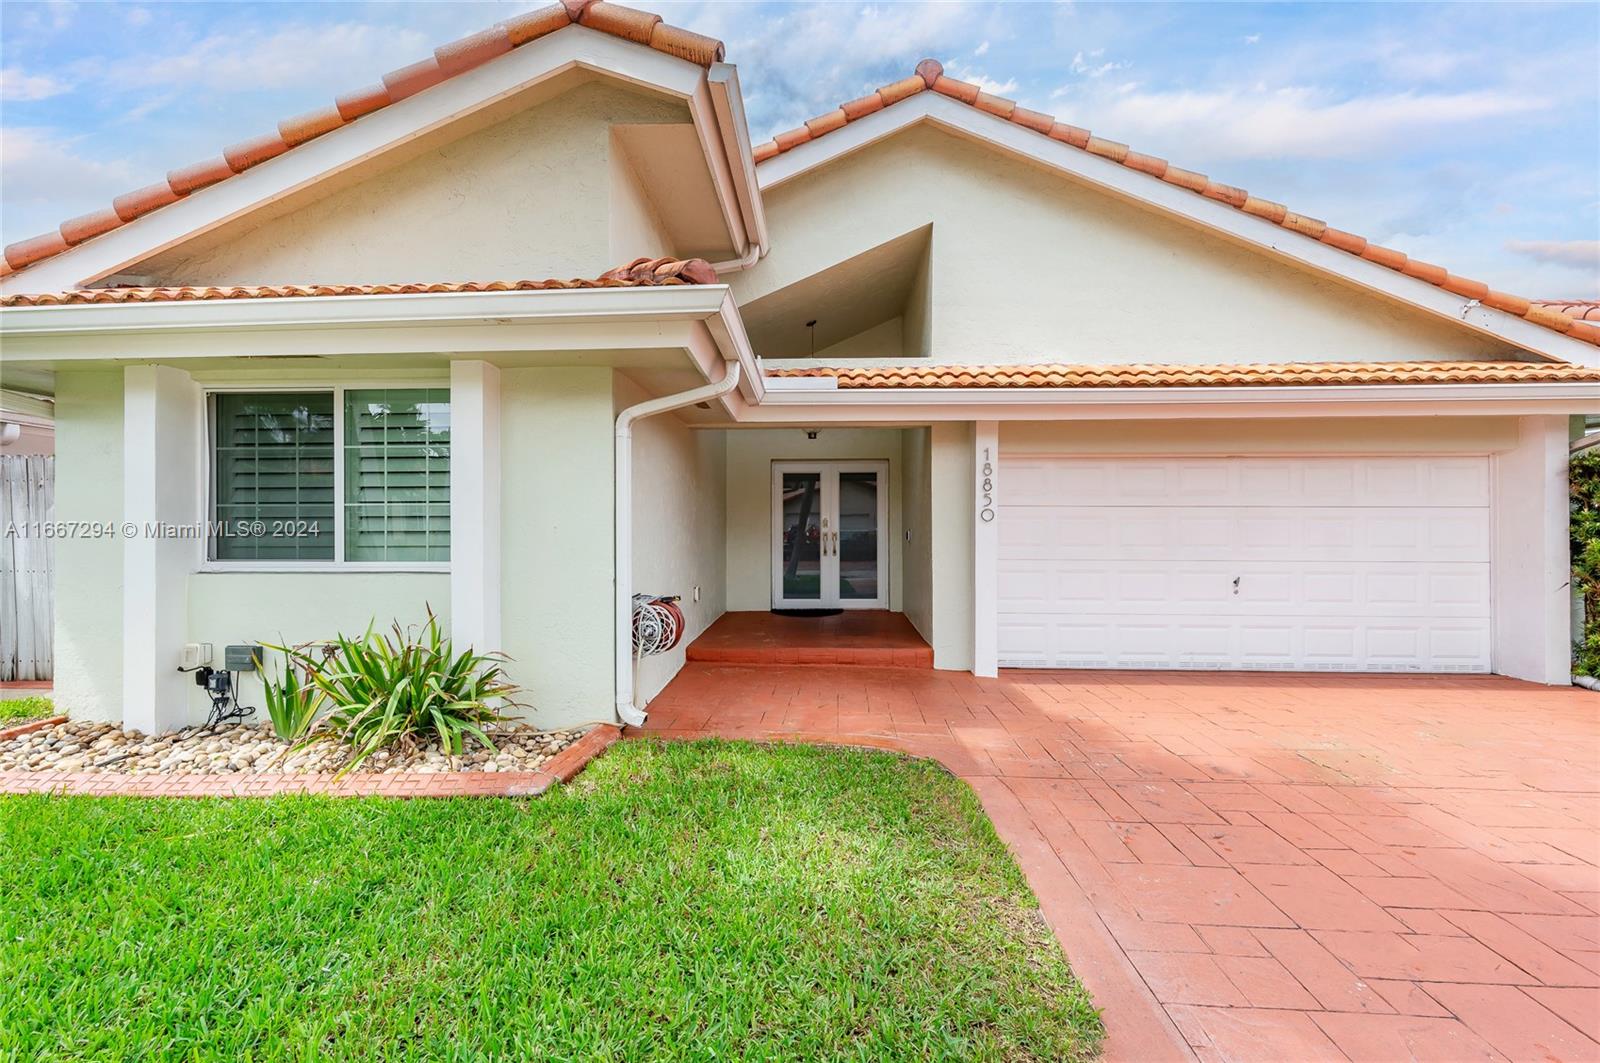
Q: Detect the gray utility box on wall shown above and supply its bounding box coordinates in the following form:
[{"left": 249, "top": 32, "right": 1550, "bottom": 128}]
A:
[{"left": 224, "top": 645, "right": 263, "bottom": 671}]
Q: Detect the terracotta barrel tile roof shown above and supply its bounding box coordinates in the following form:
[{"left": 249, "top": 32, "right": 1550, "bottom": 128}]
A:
[
  {"left": 1536, "top": 300, "right": 1600, "bottom": 322},
  {"left": 0, "top": 257, "right": 716, "bottom": 307},
  {"left": 767, "top": 361, "right": 1600, "bottom": 389},
  {"left": 0, "top": 2, "right": 723, "bottom": 277},
  {"left": 751, "top": 58, "right": 1600, "bottom": 349}
]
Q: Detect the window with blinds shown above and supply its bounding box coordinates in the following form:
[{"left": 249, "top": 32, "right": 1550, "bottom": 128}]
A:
[
  {"left": 343, "top": 389, "right": 451, "bottom": 562},
  {"left": 212, "top": 393, "right": 335, "bottom": 560},
  {"left": 208, "top": 387, "right": 449, "bottom": 564}
]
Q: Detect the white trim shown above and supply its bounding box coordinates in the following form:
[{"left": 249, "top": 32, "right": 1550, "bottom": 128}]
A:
[
  {"left": 758, "top": 93, "right": 1597, "bottom": 365},
  {"left": 707, "top": 62, "right": 769, "bottom": 263},
  {"left": 1, "top": 28, "right": 754, "bottom": 295},
  {"left": 972, "top": 421, "right": 998, "bottom": 678}
]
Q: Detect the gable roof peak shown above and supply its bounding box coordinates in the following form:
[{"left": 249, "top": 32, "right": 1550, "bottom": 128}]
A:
[
  {"left": 751, "top": 63, "right": 1599, "bottom": 350},
  {"left": 1, "top": 3, "right": 724, "bottom": 278}
]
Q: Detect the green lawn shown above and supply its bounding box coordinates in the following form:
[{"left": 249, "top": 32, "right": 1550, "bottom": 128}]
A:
[
  {"left": 0, "top": 694, "right": 54, "bottom": 724},
  {"left": 0, "top": 739, "right": 1101, "bottom": 1062}
]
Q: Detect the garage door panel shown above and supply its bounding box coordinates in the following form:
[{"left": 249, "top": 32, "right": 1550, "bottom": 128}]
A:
[
  {"left": 1001, "top": 456, "right": 1488, "bottom": 508},
  {"left": 999, "top": 559, "right": 1487, "bottom": 617},
  {"left": 997, "top": 615, "right": 1491, "bottom": 672},
  {"left": 1000, "top": 506, "right": 1488, "bottom": 563}
]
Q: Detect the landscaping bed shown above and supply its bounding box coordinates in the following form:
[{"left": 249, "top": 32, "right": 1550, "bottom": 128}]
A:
[
  {"left": 0, "top": 739, "right": 1103, "bottom": 1061},
  {"left": 0, "top": 719, "right": 589, "bottom": 775}
]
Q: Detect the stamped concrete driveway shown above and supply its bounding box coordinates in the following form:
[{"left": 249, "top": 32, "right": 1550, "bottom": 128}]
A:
[{"left": 641, "top": 665, "right": 1600, "bottom": 1062}]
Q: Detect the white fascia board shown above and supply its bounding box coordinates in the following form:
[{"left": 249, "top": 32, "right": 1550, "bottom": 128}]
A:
[
  {"left": 739, "top": 382, "right": 1600, "bottom": 423},
  {"left": 0, "top": 28, "right": 730, "bottom": 296},
  {"left": 758, "top": 94, "right": 1596, "bottom": 366},
  {"left": 707, "top": 63, "right": 769, "bottom": 258},
  {"left": 703, "top": 289, "right": 766, "bottom": 404},
  {"left": 0, "top": 285, "right": 730, "bottom": 361}
]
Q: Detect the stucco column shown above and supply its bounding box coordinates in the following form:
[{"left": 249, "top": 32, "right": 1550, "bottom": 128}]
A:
[
  {"left": 973, "top": 421, "right": 999, "bottom": 677},
  {"left": 929, "top": 421, "right": 975, "bottom": 671},
  {"left": 122, "top": 364, "right": 202, "bottom": 734},
  {"left": 449, "top": 360, "right": 502, "bottom": 654},
  {"left": 1492, "top": 414, "right": 1571, "bottom": 684}
]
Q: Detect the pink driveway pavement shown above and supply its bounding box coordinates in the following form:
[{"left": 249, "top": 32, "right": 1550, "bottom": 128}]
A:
[{"left": 639, "top": 664, "right": 1600, "bottom": 1062}]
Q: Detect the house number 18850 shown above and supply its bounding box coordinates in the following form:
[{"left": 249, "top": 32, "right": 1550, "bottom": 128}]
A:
[{"left": 978, "top": 446, "right": 995, "bottom": 523}]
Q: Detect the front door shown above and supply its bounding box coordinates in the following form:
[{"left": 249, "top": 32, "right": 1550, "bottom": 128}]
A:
[{"left": 772, "top": 461, "right": 889, "bottom": 609}]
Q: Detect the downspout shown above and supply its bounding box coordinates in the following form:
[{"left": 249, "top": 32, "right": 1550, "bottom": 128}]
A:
[{"left": 614, "top": 359, "right": 743, "bottom": 727}]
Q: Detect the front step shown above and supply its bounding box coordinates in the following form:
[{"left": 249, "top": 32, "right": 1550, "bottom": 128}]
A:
[{"left": 684, "top": 611, "right": 934, "bottom": 669}]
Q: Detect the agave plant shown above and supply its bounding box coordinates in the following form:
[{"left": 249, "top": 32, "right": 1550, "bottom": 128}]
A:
[{"left": 290, "top": 610, "right": 516, "bottom": 774}]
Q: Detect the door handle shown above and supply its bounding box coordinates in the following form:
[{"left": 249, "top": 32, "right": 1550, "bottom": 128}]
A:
[
  {"left": 832, "top": 531, "right": 839, "bottom": 555},
  {"left": 1232, "top": 576, "right": 1241, "bottom": 595}
]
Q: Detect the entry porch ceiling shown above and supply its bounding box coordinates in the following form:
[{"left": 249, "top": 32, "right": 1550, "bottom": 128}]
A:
[{"left": 743, "top": 226, "right": 929, "bottom": 359}]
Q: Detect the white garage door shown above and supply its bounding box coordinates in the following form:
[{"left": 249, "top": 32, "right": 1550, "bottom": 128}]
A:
[{"left": 997, "top": 456, "right": 1491, "bottom": 673}]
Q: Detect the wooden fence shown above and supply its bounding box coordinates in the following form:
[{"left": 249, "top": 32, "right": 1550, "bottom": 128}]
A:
[{"left": 1, "top": 454, "right": 53, "bottom": 681}]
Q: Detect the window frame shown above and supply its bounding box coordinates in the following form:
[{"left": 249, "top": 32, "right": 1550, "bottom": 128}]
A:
[{"left": 200, "top": 382, "right": 451, "bottom": 574}]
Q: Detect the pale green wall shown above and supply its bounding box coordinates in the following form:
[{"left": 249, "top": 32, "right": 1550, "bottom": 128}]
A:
[
  {"left": 51, "top": 370, "right": 124, "bottom": 723},
  {"left": 929, "top": 422, "right": 973, "bottom": 671},
  {"left": 618, "top": 375, "right": 727, "bottom": 706},
  {"left": 186, "top": 574, "right": 449, "bottom": 724},
  {"left": 724, "top": 428, "right": 907, "bottom": 613},
  {"left": 737, "top": 125, "right": 1519, "bottom": 364},
  {"left": 499, "top": 367, "right": 616, "bottom": 727},
  {"left": 140, "top": 82, "right": 689, "bottom": 285},
  {"left": 900, "top": 427, "right": 933, "bottom": 644}
]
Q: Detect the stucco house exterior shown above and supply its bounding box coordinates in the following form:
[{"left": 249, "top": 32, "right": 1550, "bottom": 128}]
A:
[{"left": 3, "top": 2, "right": 1598, "bottom": 735}]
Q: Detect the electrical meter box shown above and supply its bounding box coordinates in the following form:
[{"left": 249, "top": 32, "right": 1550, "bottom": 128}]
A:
[{"left": 225, "top": 644, "right": 263, "bottom": 671}]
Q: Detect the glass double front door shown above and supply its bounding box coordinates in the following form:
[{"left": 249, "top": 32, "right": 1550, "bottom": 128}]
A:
[{"left": 772, "top": 461, "right": 888, "bottom": 609}]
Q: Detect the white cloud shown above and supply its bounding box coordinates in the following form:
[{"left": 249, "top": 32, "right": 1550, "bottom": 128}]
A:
[
  {"left": 1506, "top": 239, "right": 1600, "bottom": 270},
  {"left": 1243, "top": 34, "right": 1260, "bottom": 45},
  {"left": 1070, "top": 49, "right": 1124, "bottom": 78},
  {"left": 946, "top": 65, "right": 1018, "bottom": 97},
  {"left": 0, "top": 67, "right": 72, "bottom": 102},
  {"left": 0, "top": 127, "right": 138, "bottom": 238},
  {"left": 1078, "top": 85, "right": 1549, "bottom": 160},
  {"left": 973, "top": 40, "right": 990, "bottom": 57},
  {"left": 78, "top": 22, "right": 434, "bottom": 95}
]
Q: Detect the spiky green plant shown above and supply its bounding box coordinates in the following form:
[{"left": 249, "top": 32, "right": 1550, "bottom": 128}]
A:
[
  {"left": 259, "top": 649, "right": 325, "bottom": 742},
  {"left": 287, "top": 611, "right": 515, "bottom": 773}
]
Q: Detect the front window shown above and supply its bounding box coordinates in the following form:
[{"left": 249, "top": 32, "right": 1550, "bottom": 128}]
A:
[{"left": 209, "top": 387, "right": 450, "bottom": 565}]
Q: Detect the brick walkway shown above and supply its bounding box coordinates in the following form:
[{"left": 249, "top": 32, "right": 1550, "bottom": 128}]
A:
[{"left": 640, "top": 665, "right": 1600, "bottom": 1062}]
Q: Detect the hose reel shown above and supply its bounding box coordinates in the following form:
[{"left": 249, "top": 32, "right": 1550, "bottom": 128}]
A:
[{"left": 631, "top": 594, "right": 685, "bottom": 657}]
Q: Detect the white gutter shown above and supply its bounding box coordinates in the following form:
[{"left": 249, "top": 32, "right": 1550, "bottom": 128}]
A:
[{"left": 613, "top": 358, "right": 742, "bottom": 727}]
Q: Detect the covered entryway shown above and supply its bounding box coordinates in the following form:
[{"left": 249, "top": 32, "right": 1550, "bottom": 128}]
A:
[{"left": 997, "top": 455, "right": 1492, "bottom": 672}]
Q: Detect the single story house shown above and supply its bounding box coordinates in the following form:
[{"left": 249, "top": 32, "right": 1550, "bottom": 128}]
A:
[{"left": 3, "top": 1, "right": 1598, "bottom": 733}]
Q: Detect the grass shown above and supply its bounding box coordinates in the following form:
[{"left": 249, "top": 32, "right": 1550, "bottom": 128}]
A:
[
  {"left": 0, "top": 694, "right": 54, "bottom": 724},
  {"left": 0, "top": 739, "right": 1102, "bottom": 1062}
]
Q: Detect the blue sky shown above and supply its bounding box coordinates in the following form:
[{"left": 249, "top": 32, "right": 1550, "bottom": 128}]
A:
[{"left": 2, "top": 1, "right": 1596, "bottom": 298}]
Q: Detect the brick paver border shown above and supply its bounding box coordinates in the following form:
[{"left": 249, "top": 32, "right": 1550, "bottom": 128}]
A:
[
  {"left": 0, "top": 723, "right": 622, "bottom": 798},
  {"left": 0, "top": 715, "right": 69, "bottom": 742}
]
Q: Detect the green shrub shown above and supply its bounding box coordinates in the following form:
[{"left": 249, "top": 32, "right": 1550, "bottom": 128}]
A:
[
  {"left": 1572, "top": 451, "right": 1600, "bottom": 675},
  {"left": 273, "top": 611, "right": 516, "bottom": 773}
]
